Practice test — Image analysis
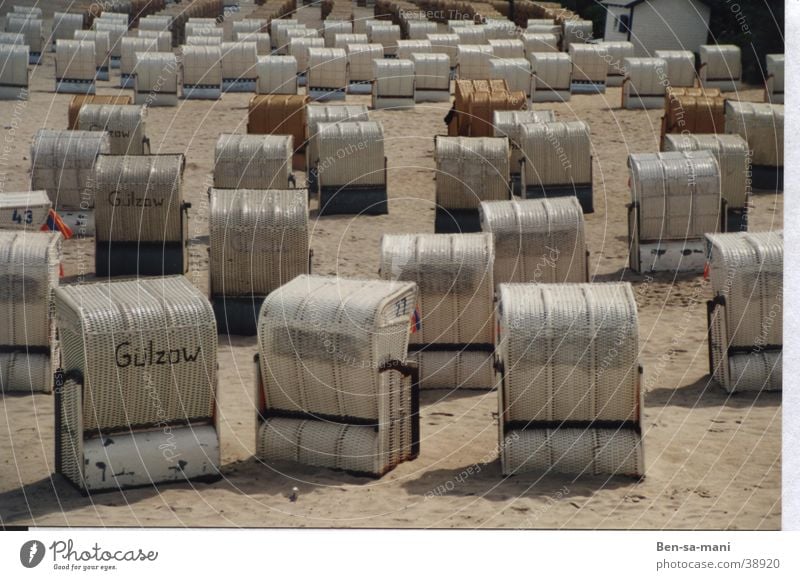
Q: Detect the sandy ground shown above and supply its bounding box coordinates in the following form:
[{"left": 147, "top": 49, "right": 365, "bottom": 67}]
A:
[{"left": 0, "top": 5, "right": 783, "bottom": 529}]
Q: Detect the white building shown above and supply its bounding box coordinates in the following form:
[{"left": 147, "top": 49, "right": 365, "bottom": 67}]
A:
[{"left": 601, "top": 0, "right": 711, "bottom": 56}]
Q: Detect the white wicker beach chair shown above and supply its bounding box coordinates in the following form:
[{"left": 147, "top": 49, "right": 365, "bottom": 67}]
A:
[
  {"left": 213, "top": 134, "right": 294, "bottom": 190},
  {"left": 706, "top": 231, "right": 782, "bottom": 393},
  {"left": 480, "top": 197, "right": 588, "bottom": 285},
  {"left": 93, "top": 154, "right": 189, "bottom": 276},
  {"left": 0, "top": 231, "right": 61, "bottom": 393},
  {"left": 256, "top": 275, "right": 420, "bottom": 476},
  {"left": 55, "top": 276, "right": 220, "bottom": 493},
  {"left": 497, "top": 283, "right": 644, "bottom": 477},
  {"left": 77, "top": 104, "right": 149, "bottom": 155},
  {"left": 663, "top": 134, "right": 750, "bottom": 231},
  {"left": 209, "top": 188, "right": 309, "bottom": 335},
  {"left": 519, "top": 121, "right": 593, "bottom": 212},
  {"left": 30, "top": 129, "right": 111, "bottom": 211},
  {"left": 628, "top": 151, "right": 723, "bottom": 273},
  {"left": 380, "top": 234, "right": 496, "bottom": 390},
  {"left": 434, "top": 136, "right": 511, "bottom": 233}
]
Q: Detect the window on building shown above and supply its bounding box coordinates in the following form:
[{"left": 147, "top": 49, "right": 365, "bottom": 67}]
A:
[{"left": 617, "top": 14, "right": 631, "bottom": 34}]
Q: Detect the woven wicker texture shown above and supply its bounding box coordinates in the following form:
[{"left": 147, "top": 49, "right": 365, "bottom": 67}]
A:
[
  {"left": 562, "top": 20, "right": 592, "bottom": 50},
  {"left": 457, "top": 44, "right": 494, "bottom": 80},
  {"left": 234, "top": 32, "right": 271, "bottom": 55},
  {"left": 247, "top": 95, "right": 308, "bottom": 157},
  {"left": 55, "top": 40, "right": 96, "bottom": 81},
  {"left": 121, "top": 37, "right": 158, "bottom": 78},
  {"left": 5, "top": 15, "right": 42, "bottom": 53},
  {"left": 307, "top": 47, "right": 347, "bottom": 89},
  {"left": 664, "top": 87, "right": 726, "bottom": 135},
  {"left": 624, "top": 57, "right": 667, "bottom": 96},
  {"left": 435, "top": 137, "right": 511, "bottom": 209},
  {"left": 93, "top": 154, "right": 185, "bottom": 242},
  {"left": 135, "top": 52, "right": 178, "bottom": 96},
  {"left": 316, "top": 121, "right": 384, "bottom": 187},
  {"left": 493, "top": 110, "right": 556, "bottom": 171},
  {"left": 257, "top": 413, "right": 413, "bottom": 475},
  {"left": 368, "top": 24, "right": 401, "bottom": 55},
  {"left": 530, "top": 52, "right": 571, "bottom": 90},
  {"left": 289, "top": 37, "right": 324, "bottom": 72},
  {"left": 220, "top": 41, "right": 258, "bottom": 79},
  {"left": 707, "top": 231, "right": 782, "bottom": 348},
  {"left": 182, "top": 46, "right": 222, "bottom": 86},
  {"left": 209, "top": 188, "right": 309, "bottom": 296},
  {"left": 0, "top": 32, "right": 26, "bottom": 45},
  {"left": 489, "top": 58, "right": 532, "bottom": 96},
  {"left": 0, "top": 44, "right": 27, "bottom": 89},
  {"left": 728, "top": 351, "right": 782, "bottom": 392},
  {"left": 373, "top": 59, "right": 415, "bottom": 97},
  {"left": 522, "top": 33, "right": 559, "bottom": 54},
  {"left": 306, "top": 104, "right": 370, "bottom": 170},
  {"left": 136, "top": 30, "right": 172, "bottom": 52},
  {"left": 766, "top": 54, "right": 784, "bottom": 99},
  {"left": 409, "top": 349, "right": 495, "bottom": 390},
  {"left": 0, "top": 191, "right": 51, "bottom": 229},
  {"left": 379, "top": 233, "right": 495, "bottom": 345},
  {"left": 0, "top": 231, "right": 61, "bottom": 348},
  {"left": 67, "top": 94, "right": 132, "bottom": 130},
  {"left": 346, "top": 44, "right": 385, "bottom": 82},
  {"left": 185, "top": 36, "right": 222, "bottom": 46},
  {"left": 488, "top": 39, "right": 525, "bottom": 60},
  {"left": 77, "top": 104, "right": 147, "bottom": 155},
  {"left": 700, "top": 44, "right": 741, "bottom": 81},
  {"left": 725, "top": 101, "right": 783, "bottom": 167},
  {"left": 480, "top": 197, "right": 586, "bottom": 285},
  {"left": 257, "top": 275, "right": 416, "bottom": 419},
  {"left": 323, "top": 20, "right": 352, "bottom": 47},
  {"left": 408, "top": 21, "right": 437, "bottom": 40},
  {"left": 599, "top": 41, "right": 634, "bottom": 76},
  {"left": 410, "top": 53, "right": 449, "bottom": 91},
  {"left": 569, "top": 44, "right": 607, "bottom": 84},
  {"left": 233, "top": 19, "right": 267, "bottom": 35},
  {"left": 663, "top": 134, "right": 749, "bottom": 209},
  {"left": 213, "top": 134, "right": 293, "bottom": 190},
  {"left": 55, "top": 276, "right": 217, "bottom": 433},
  {"left": 256, "top": 56, "right": 298, "bottom": 94},
  {"left": 520, "top": 121, "right": 592, "bottom": 187},
  {"left": 484, "top": 20, "right": 517, "bottom": 40},
  {"left": 629, "top": 151, "right": 722, "bottom": 241},
  {"left": 0, "top": 352, "right": 52, "bottom": 393},
  {"left": 498, "top": 283, "right": 640, "bottom": 423},
  {"left": 396, "top": 40, "right": 432, "bottom": 60},
  {"left": 73, "top": 30, "right": 111, "bottom": 70},
  {"left": 526, "top": 23, "right": 561, "bottom": 37},
  {"left": 138, "top": 14, "right": 172, "bottom": 31},
  {"left": 30, "top": 129, "right": 111, "bottom": 210},
  {"left": 427, "top": 33, "right": 458, "bottom": 66},
  {"left": 654, "top": 50, "right": 698, "bottom": 87},
  {"left": 57, "top": 377, "right": 84, "bottom": 486},
  {"left": 333, "top": 33, "right": 369, "bottom": 49},
  {"left": 503, "top": 427, "right": 644, "bottom": 476},
  {"left": 92, "top": 21, "right": 126, "bottom": 58},
  {"left": 454, "top": 27, "right": 486, "bottom": 46},
  {"left": 185, "top": 26, "right": 223, "bottom": 39}
]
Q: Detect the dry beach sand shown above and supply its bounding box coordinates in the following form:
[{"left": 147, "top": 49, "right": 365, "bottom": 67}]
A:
[{"left": 0, "top": 5, "right": 783, "bottom": 529}]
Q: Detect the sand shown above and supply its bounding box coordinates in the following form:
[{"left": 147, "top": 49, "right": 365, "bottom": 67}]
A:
[{"left": 0, "top": 5, "right": 782, "bottom": 529}]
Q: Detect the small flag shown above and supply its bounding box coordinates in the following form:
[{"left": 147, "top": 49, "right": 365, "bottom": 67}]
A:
[
  {"left": 41, "top": 209, "right": 73, "bottom": 239},
  {"left": 410, "top": 306, "right": 421, "bottom": 334}
]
